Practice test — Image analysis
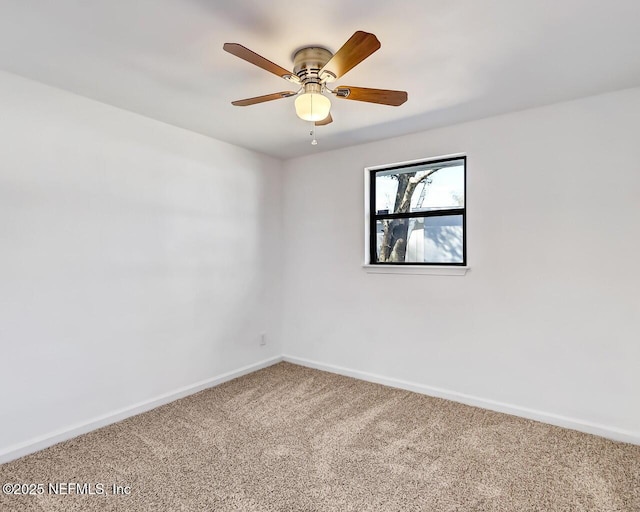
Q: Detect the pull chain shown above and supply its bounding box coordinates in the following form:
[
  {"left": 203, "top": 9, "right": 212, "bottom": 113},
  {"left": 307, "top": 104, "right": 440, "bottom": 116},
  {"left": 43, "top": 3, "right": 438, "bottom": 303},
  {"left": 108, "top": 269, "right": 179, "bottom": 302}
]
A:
[{"left": 310, "top": 122, "right": 318, "bottom": 145}]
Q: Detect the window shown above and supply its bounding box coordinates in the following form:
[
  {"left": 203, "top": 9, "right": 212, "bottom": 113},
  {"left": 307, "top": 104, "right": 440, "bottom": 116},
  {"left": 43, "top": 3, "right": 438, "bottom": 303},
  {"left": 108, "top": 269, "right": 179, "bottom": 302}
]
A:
[{"left": 368, "top": 156, "right": 466, "bottom": 266}]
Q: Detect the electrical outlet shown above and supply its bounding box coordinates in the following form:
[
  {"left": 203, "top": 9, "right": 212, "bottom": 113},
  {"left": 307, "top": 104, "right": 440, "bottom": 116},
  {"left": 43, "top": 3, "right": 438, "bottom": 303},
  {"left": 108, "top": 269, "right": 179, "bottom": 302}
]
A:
[{"left": 260, "top": 332, "right": 266, "bottom": 346}]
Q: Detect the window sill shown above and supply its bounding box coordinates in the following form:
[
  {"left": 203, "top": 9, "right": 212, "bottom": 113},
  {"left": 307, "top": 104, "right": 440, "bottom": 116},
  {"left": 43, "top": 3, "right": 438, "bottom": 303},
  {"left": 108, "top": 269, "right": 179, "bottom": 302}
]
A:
[{"left": 362, "top": 264, "right": 469, "bottom": 276}]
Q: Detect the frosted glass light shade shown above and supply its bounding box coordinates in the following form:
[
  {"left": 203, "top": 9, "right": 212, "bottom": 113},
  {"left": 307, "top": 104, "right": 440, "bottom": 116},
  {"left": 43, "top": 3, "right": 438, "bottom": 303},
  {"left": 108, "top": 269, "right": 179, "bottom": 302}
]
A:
[{"left": 294, "top": 92, "right": 331, "bottom": 122}]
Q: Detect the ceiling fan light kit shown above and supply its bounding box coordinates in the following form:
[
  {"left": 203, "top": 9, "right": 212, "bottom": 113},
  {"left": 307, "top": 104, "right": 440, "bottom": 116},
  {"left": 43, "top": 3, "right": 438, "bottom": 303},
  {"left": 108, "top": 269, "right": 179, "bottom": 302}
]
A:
[
  {"left": 294, "top": 84, "right": 331, "bottom": 121},
  {"left": 223, "top": 31, "right": 407, "bottom": 143}
]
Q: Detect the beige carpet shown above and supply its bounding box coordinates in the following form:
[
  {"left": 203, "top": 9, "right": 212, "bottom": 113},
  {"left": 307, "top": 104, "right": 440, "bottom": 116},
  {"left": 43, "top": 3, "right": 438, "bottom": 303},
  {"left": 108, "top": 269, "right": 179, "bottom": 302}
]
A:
[{"left": 1, "top": 362, "right": 638, "bottom": 511}]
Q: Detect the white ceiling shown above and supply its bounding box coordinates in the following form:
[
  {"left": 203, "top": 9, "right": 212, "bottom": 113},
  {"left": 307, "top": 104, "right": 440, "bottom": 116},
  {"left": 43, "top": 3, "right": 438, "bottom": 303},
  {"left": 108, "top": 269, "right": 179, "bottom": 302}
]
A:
[{"left": 1, "top": 0, "right": 639, "bottom": 159}]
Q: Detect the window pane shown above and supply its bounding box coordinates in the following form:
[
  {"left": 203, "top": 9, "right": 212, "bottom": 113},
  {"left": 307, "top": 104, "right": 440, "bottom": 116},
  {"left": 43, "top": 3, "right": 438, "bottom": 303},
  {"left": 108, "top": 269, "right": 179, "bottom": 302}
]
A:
[
  {"left": 376, "top": 215, "right": 463, "bottom": 264},
  {"left": 375, "top": 159, "right": 464, "bottom": 214}
]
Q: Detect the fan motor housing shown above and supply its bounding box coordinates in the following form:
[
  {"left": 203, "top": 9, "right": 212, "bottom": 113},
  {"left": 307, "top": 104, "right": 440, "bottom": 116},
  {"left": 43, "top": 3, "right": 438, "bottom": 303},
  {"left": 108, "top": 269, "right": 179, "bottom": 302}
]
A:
[{"left": 292, "top": 47, "right": 333, "bottom": 84}]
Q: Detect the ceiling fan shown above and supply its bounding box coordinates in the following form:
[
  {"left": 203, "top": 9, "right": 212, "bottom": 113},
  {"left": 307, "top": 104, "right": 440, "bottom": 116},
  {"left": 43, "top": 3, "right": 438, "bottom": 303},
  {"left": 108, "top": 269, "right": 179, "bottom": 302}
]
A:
[{"left": 223, "top": 31, "right": 408, "bottom": 129}]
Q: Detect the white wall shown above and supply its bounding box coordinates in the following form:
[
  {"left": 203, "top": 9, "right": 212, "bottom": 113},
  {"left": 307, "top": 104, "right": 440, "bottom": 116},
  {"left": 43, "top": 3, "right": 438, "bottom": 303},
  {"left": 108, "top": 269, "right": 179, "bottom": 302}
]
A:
[
  {"left": 282, "top": 88, "right": 640, "bottom": 440},
  {"left": 1, "top": 70, "right": 638, "bottom": 458},
  {"left": 0, "top": 71, "right": 283, "bottom": 458}
]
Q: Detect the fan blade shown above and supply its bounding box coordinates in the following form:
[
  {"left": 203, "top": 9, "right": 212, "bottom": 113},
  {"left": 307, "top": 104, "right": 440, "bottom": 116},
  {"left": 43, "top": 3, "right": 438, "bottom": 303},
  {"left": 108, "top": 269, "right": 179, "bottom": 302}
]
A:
[
  {"left": 231, "top": 91, "right": 297, "bottom": 106},
  {"left": 223, "top": 43, "right": 298, "bottom": 82},
  {"left": 334, "top": 86, "right": 407, "bottom": 106},
  {"left": 315, "top": 113, "right": 333, "bottom": 126},
  {"left": 320, "top": 31, "right": 381, "bottom": 80}
]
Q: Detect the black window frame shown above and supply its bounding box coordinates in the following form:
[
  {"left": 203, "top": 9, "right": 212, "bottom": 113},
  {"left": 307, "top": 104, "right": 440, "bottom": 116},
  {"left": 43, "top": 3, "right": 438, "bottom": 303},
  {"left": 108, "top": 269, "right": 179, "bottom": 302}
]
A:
[{"left": 368, "top": 155, "right": 467, "bottom": 266}]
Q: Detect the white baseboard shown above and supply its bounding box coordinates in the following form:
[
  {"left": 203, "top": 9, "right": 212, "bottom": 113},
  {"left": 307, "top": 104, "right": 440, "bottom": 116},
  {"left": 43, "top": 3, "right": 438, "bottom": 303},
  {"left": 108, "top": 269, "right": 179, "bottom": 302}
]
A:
[
  {"left": 3, "top": 353, "right": 637, "bottom": 464},
  {"left": 283, "top": 354, "right": 640, "bottom": 446},
  {"left": 0, "top": 356, "right": 283, "bottom": 464}
]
